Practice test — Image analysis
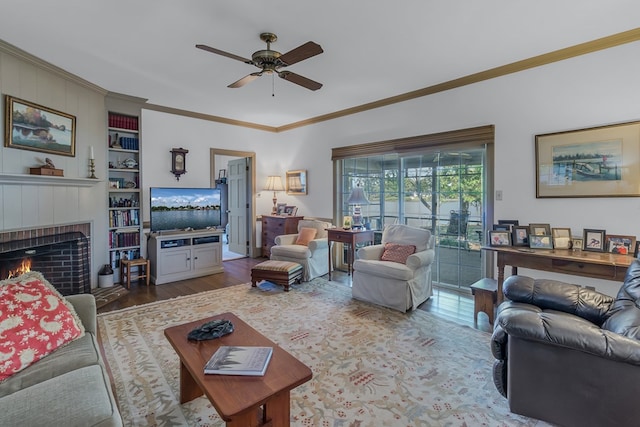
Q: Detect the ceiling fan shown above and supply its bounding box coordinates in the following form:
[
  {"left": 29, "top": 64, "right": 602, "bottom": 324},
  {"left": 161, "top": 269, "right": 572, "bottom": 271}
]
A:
[{"left": 196, "top": 32, "right": 323, "bottom": 91}]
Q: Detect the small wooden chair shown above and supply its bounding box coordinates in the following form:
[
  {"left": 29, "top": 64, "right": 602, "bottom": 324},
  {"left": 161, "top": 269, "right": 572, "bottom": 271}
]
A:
[{"left": 120, "top": 258, "right": 150, "bottom": 288}]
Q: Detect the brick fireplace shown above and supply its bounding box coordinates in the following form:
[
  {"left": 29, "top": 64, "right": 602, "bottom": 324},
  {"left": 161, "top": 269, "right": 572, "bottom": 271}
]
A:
[{"left": 0, "top": 223, "right": 91, "bottom": 295}]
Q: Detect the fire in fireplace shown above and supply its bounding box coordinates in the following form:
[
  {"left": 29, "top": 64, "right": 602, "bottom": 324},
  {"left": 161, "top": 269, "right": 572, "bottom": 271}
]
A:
[{"left": 0, "top": 232, "right": 90, "bottom": 295}]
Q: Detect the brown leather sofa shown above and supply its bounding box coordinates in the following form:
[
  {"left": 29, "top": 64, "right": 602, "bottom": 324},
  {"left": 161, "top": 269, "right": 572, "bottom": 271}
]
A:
[{"left": 491, "top": 259, "right": 640, "bottom": 427}]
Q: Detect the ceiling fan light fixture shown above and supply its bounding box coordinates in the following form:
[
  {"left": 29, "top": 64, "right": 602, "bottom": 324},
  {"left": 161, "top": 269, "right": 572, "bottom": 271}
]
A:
[{"left": 197, "top": 31, "right": 323, "bottom": 91}]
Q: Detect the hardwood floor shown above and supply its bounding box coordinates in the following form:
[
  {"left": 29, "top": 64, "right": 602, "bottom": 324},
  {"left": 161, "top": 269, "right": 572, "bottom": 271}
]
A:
[{"left": 98, "top": 257, "right": 493, "bottom": 333}]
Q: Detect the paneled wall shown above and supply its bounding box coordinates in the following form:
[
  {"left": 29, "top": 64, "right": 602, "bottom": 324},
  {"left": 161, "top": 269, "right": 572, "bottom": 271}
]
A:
[{"left": 0, "top": 40, "right": 109, "bottom": 288}]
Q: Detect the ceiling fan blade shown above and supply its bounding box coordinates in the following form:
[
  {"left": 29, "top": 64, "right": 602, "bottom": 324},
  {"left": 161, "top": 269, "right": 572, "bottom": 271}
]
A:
[
  {"left": 196, "top": 44, "right": 252, "bottom": 64},
  {"left": 278, "top": 71, "right": 322, "bottom": 91},
  {"left": 228, "top": 73, "right": 261, "bottom": 88},
  {"left": 279, "top": 41, "right": 323, "bottom": 66}
]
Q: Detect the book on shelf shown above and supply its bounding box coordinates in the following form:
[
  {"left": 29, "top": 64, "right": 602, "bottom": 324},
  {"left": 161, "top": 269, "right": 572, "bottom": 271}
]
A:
[{"left": 204, "top": 346, "right": 273, "bottom": 376}]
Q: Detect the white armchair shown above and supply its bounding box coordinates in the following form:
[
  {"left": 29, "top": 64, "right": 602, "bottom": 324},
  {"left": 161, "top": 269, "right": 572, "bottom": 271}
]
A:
[
  {"left": 352, "top": 224, "right": 435, "bottom": 312},
  {"left": 270, "top": 219, "right": 332, "bottom": 281}
]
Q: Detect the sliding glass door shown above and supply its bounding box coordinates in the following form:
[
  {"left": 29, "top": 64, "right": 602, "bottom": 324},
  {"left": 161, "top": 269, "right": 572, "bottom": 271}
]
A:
[{"left": 340, "top": 147, "right": 486, "bottom": 293}]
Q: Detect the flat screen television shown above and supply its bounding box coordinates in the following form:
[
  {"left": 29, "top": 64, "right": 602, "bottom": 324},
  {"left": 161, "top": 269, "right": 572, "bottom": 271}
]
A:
[{"left": 150, "top": 187, "right": 222, "bottom": 232}]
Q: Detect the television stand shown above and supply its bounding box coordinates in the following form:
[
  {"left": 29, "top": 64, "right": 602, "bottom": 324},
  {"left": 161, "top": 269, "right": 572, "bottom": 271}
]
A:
[{"left": 148, "top": 229, "right": 224, "bottom": 285}]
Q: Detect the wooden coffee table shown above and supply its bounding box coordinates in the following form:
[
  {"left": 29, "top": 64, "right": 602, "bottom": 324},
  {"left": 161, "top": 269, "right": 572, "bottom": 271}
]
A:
[{"left": 164, "top": 312, "right": 312, "bottom": 427}]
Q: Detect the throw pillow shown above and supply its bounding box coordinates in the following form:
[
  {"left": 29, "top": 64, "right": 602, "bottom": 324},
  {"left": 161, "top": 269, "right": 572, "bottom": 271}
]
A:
[
  {"left": 0, "top": 271, "right": 85, "bottom": 383},
  {"left": 295, "top": 227, "right": 318, "bottom": 246},
  {"left": 380, "top": 243, "right": 416, "bottom": 264}
]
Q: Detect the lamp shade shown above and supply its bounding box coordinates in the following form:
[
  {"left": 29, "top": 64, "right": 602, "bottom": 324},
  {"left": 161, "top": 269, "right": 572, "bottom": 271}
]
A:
[
  {"left": 264, "top": 175, "right": 285, "bottom": 191},
  {"left": 347, "top": 186, "right": 369, "bottom": 205}
]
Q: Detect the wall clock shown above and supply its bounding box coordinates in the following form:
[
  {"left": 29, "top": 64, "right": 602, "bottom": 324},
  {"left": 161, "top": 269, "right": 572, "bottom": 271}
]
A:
[{"left": 170, "top": 147, "right": 189, "bottom": 180}]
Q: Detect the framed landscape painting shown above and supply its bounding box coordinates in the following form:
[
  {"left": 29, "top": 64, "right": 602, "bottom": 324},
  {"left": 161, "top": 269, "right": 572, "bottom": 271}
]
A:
[
  {"left": 4, "top": 95, "right": 76, "bottom": 157},
  {"left": 535, "top": 121, "right": 640, "bottom": 198}
]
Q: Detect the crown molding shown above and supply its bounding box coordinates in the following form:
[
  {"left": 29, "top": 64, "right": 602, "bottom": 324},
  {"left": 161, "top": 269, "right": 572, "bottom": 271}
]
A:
[{"left": 0, "top": 40, "right": 108, "bottom": 95}]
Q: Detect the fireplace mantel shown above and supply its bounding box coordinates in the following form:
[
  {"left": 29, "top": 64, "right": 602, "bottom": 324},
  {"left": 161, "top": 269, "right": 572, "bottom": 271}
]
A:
[{"left": 0, "top": 173, "right": 101, "bottom": 187}]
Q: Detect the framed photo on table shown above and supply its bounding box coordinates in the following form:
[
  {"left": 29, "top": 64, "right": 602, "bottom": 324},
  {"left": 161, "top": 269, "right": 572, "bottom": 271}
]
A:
[
  {"left": 529, "top": 223, "right": 551, "bottom": 236},
  {"left": 572, "top": 237, "right": 584, "bottom": 251},
  {"left": 605, "top": 234, "right": 636, "bottom": 255},
  {"left": 529, "top": 235, "right": 553, "bottom": 249},
  {"left": 512, "top": 226, "right": 530, "bottom": 246},
  {"left": 583, "top": 229, "right": 606, "bottom": 252},
  {"left": 536, "top": 121, "right": 640, "bottom": 198},
  {"left": 489, "top": 230, "right": 511, "bottom": 246},
  {"left": 552, "top": 227, "right": 572, "bottom": 249},
  {"left": 276, "top": 203, "right": 287, "bottom": 215},
  {"left": 284, "top": 206, "right": 298, "bottom": 216}
]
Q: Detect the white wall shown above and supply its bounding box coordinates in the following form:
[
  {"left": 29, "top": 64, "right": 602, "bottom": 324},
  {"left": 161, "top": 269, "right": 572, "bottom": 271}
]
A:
[{"left": 140, "top": 41, "right": 640, "bottom": 296}]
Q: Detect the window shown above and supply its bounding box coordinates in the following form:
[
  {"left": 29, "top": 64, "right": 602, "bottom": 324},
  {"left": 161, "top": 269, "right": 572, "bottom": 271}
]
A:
[{"left": 333, "top": 126, "right": 494, "bottom": 292}]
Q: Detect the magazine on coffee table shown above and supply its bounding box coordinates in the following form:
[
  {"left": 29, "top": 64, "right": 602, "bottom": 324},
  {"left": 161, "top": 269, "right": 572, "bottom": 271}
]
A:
[{"left": 204, "top": 346, "right": 273, "bottom": 376}]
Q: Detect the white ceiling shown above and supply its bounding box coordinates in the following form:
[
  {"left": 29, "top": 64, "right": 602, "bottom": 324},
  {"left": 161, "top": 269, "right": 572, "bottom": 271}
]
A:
[{"left": 1, "top": 1, "right": 639, "bottom": 127}]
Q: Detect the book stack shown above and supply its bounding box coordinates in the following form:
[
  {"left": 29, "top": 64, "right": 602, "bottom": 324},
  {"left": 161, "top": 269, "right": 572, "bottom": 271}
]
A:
[
  {"left": 108, "top": 113, "right": 139, "bottom": 131},
  {"left": 204, "top": 346, "right": 273, "bottom": 376}
]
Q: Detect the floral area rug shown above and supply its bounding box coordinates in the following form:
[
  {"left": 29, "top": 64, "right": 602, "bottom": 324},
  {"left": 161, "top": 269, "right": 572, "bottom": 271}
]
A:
[{"left": 97, "top": 278, "right": 548, "bottom": 427}]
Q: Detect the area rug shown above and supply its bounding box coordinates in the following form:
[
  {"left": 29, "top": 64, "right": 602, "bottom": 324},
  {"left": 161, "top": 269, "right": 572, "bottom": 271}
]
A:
[
  {"left": 92, "top": 284, "right": 129, "bottom": 309},
  {"left": 97, "top": 279, "right": 548, "bottom": 427}
]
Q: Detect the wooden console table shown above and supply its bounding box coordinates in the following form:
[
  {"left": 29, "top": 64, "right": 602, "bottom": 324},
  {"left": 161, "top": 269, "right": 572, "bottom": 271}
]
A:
[
  {"left": 483, "top": 246, "right": 633, "bottom": 304},
  {"left": 327, "top": 228, "right": 374, "bottom": 280}
]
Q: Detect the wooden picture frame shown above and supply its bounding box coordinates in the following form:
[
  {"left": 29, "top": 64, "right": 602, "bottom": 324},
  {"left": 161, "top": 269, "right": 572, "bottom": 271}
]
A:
[
  {"left": 489, "top": 230, "right": 511, "bottom": 246},
  {"left": 552, "top": 227, "right": 572, "bottom": 249},
  {"left": 529, "top": 234, "right": 553, "bottom": 249},
  {"left": 529, "top": 223, "right": 551, "bottom": 236},
  {"left": 583, "top": 229, "right": 606, "bottom": 252},
  {"left": 605, "top": 234, "right": 636, "bottom": 255},
  {"left": 512, "top": 226, "right": 530, "bottom": 246},
  {"left": 536, "top": 121, "right": 640, "bottom": 198},
  {"left": 276, "top": 203, "right": 287, "bottom": 215},
  {"left": 572, "top": 237, "right": 584, "bottom": 251},
  {"left": 4, "top": 95, "right": 76, "bottom": 157},
  {"left": 286, "top": 170, "right": 307, "bottom": 195}
]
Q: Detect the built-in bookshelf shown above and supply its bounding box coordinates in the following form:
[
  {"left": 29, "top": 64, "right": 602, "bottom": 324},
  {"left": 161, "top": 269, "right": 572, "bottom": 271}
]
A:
[{"left": 107, "top": 111, "right": 142, "bottom": 277}]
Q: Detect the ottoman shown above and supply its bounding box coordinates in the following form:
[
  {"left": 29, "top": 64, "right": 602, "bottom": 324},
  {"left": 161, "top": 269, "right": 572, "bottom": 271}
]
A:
[{"left": 251, "top": 260, "right": 303, "bottom": 291}]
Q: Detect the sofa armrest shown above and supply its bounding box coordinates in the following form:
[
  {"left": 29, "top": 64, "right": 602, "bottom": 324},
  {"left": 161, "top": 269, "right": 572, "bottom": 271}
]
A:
[
  {"left": 503, "top": 275, "right": 614, "bottom": 325},
  {"left": 496, "top": 304, "right": 640, "bottom": 366},
  {"left": 406, "top": 249, "right": 434, "bottom": 270},
  {"left": 274, "top": 234, "right": 298, "bottom": 245},
  {"left": 65, "top": 294, "right": 97, "bottom": 334},
  {"left": 308, "top": 238, "right": 328, "bottom": 251},
  {"left": 357, "top": 244, "right": 384, "bottom": 260}
]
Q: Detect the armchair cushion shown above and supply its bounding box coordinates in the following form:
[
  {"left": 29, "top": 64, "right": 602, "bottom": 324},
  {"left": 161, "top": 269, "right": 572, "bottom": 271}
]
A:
[
  {"left": 503, "top": 275, "right": 614, "bottom": 326},
  {"left": 380, "top": 243, "right": 416, "bottom": 264},
  {"left": 295, "top": 227, "right": 317, "bottom": 246}
]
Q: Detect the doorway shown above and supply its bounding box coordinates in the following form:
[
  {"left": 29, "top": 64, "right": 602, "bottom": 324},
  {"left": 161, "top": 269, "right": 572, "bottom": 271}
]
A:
[{"left": 210, "top": 148, "right": 257, "bottom": 260}]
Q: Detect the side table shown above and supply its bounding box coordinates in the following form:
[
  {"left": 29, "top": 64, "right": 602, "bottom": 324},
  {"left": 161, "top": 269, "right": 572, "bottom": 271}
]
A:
[
  {"left": 327, "top": 228, "right": 374, "bottom": 280},
  {"left": 120, "top": 258, "right": 150, "bottom": 288}
]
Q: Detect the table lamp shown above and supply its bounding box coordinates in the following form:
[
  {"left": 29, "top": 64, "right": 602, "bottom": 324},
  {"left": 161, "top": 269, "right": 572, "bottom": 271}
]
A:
[
  {"left": 264, "top": 175, "right": 285, "bottom": 214},
  {"left": 347, "top": 183, "right": 369, "bottom": 229}
]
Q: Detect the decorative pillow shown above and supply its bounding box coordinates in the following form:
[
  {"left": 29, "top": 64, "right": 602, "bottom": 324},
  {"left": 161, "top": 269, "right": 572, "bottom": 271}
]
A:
[
  {"left": 295, "top": 227, "right": 318, "bottom": 246},
  {"left": 380, "top": 243, "right": 416, "bottom": 264},
  {"left": 0, "top": 271, "right": 85, "bottom": 383}
]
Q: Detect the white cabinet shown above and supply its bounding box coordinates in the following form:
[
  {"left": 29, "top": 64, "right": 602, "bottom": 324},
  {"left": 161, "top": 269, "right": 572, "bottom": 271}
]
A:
[{"left": 148, "top": 230, "right": 224, "bottom": 285}]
